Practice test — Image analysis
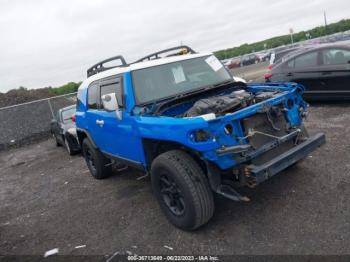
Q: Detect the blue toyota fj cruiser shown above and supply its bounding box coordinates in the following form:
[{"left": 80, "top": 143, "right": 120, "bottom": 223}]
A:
[{"left": 76, "top": 46, "right": 325, "bottom": 230}]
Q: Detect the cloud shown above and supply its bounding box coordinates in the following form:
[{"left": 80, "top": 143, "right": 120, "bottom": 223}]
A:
[{"left": 0, "top": 0, "right": 349, "bottom": 92}]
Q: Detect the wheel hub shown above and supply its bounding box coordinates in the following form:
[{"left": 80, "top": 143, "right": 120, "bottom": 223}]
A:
[
  {"left": 159, "top": 175, "right": 185, "bottom": 216},
  {"left": 85, "top": 149, "right": 96, "bottom": 174}
]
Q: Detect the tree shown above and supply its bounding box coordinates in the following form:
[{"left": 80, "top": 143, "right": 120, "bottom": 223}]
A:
[{"left": 214, "top": 18, "right": 350, "bottom": 60}]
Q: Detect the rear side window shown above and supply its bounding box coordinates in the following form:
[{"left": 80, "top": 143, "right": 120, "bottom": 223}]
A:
[
  {"left": 61, "top": 107, "right": 76, "bottom": 123},
  {"left": 100, "top": 76, "right": 124, "bottom": 109},
  {"left": 88, "top": 84, "right": 98, "bottom": 109},
  {"left": 322, "top": 48, "right": 350, "bottom": 65}
]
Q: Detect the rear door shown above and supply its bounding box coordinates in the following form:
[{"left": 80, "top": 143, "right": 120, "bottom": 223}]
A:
[
  {"left": 319, "top": 47, "right": 350, "bottom": 99},
  {"left": 284, "top": 51, "right": 323, "bottom": 98}
]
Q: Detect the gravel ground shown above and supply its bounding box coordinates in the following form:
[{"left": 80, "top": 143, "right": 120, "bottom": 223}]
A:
[{"left": 0, "top": 104, "right": 349, "bottom": 258}]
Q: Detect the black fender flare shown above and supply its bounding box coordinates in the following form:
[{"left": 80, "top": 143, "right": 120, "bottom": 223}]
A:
[{"left": 76, "top": 128, "right": 98, "bottom": 149}]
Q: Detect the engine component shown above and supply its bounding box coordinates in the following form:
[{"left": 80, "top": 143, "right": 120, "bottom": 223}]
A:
[
  {"left": 184, "top": 90, "right": 252, "bottom": 117},
  {"left": 255, "top": 91, "right": 279, "bottom": 102}
]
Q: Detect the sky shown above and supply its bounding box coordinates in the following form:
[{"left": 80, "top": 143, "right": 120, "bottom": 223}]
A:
[{"left": 0, "top": 0, "right": 349, "bottom": 92}]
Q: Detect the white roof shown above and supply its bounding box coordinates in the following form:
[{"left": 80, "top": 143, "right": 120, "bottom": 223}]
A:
[{"left": 79, "top": 53, "right": 212, "bottom": 90}]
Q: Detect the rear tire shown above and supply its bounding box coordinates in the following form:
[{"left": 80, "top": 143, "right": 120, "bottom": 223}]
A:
[
  {"left": 64, "top": 137, "right": 74, "bottom": 156},
  {"left": 151, "top": 150, "right": 214, "bottom": 230},
  {"left": 82, "top": 138, "right": 112, "bottom": 179},
  {"left": 64, "top": 134, "right": 79, "bottom": 156}
]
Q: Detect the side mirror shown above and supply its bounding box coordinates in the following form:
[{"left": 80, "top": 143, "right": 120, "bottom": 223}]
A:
[{"left": 101, "top": 93, "right": 122, "bottom": 120}]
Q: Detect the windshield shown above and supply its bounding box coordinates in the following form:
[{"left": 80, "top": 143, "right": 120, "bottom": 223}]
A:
[
  {"left": 132, "top": 55, "right": 232, "bottom": 105},
  {"left": 61, "top": 107, "right": 76, "bottom": 123}
]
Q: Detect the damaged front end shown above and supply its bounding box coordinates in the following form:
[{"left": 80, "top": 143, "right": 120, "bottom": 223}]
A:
[
  {"left": 138, "top": 82, "right": 325, "bottom": 202},
  {"left": 200, "top": 84, "right": 325, "bottom": 201}
]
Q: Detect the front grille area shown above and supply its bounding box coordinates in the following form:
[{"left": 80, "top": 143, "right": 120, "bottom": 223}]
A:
[{"left": 242, "top": 110, "right": 295, "bottom": 165}]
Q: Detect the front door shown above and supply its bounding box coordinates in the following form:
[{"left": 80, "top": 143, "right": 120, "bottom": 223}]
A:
[
  {"left": 98, "top": 75, "right": 143, "bottom": 163},
  {"left": 318, "top": 48, "right": 350, "bottom": 99},
  {"left": 85, "top": 82, "right": 106, "bottom": 148}
]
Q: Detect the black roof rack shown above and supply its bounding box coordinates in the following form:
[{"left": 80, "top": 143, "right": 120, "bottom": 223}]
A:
[
  {"left": 87, "top": 55, "right": 128, "bottom": 77},
  {"left": 135, "top": 45, "right": 196, "bottom": 63}
]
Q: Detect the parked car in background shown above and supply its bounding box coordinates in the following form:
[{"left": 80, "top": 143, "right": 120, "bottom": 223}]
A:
[
  {"left": 265, "top": 44, "right": 350, "bottom": 100},
  {"left": 256, "top": 51, "right": 270, "bottom": 62},
  {"left": 50, "top": 105, "right": 80, "bottom": 155},
  {"left": 222, "top": 59, "right": 232, "bottom": 68},
  {"left": 241, "top": 54, "right": 260, "bottom": 66},
  {"left": 225, "top": 57, "right": 241, "bottom": 69}
]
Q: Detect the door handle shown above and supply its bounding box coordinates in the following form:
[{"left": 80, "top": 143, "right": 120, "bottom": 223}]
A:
[
  {"left": 96, "top": 120, "right": 104, "bottom": 126},
  {"left": 286, "top": 72, "right": 293, "bottom": 77},
  {"left": 321, "top": 71, "right": 332, "bottom": 75}
]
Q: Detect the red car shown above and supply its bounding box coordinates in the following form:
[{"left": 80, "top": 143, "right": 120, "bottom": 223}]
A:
[{"left": 225, "top": 57, "right": 241, "bottom": 69}]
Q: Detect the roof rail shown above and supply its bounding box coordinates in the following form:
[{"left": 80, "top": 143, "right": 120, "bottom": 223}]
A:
[
  {"left": 135, "top": 45, "right": 196, "bottom": 63},
  {"left": 87, "top": 55, "right": 128, "bottom": 77}
]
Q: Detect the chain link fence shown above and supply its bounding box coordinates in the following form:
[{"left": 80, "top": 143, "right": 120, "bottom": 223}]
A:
[{"left": 0, "top": 93, "right": 77, "bottom": 150}]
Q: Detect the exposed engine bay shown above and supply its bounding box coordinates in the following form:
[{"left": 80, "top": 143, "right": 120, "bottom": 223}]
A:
[
  {"left": 156, "top": 88, "right": 282, "bottom": 118},
  {"left": 184, "top": 90, "right": 252, "bottom": 117}
]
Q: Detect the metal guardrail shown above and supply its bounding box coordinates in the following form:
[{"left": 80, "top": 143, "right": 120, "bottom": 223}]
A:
[{"left": 0, "top": 92, "right": 77, "bottom": 150}]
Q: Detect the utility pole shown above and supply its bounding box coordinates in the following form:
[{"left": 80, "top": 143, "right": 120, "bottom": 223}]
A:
[
  {"left": 324, "top": 11, "right": 328, "bottom": 33},
  {"left": 289, "top": 28, "right": 294, "bottom": 44}
]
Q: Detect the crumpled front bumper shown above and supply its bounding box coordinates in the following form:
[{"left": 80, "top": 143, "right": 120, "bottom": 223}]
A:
[{"left": 248, "top": 132, "right": 325, "bottom": 184}]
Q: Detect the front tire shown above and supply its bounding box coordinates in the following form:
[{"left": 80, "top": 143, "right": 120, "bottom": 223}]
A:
[
  {"left": 82, "top": 138, "right": 112, "bottom": 179},
  {"left": 151, "top": 150, "right": 214, "bottom": 230}
]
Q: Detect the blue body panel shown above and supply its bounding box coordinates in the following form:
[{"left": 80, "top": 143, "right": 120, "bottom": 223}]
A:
[
  {"left": 123, "top": 72, "right": 137, "bottom": 113},
  {"left": 76, "top": 72, "right": 308, "bottom": 170}
]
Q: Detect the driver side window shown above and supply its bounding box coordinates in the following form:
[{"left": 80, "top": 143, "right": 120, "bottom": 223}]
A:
[
  {"left": 88, "top": 83, "right": 99, "bottom": 110},
  {"left": 285, "top": 51, "right": 318, "bottom": 69},
  {"left": 294, "top": 51, "right": 318, "bottom": 68},
  {"left": 100, "top": 76, "right": 124, "bottom": 110}
]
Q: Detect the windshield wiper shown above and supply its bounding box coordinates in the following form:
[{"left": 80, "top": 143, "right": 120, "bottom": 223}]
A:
[{"left": 176, "top": 79, "right": 234, "bottom": 100}]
